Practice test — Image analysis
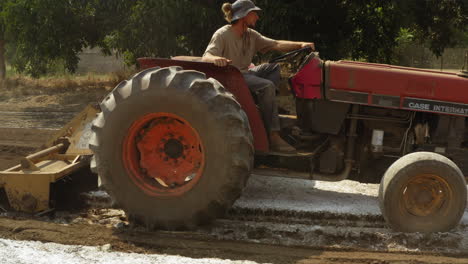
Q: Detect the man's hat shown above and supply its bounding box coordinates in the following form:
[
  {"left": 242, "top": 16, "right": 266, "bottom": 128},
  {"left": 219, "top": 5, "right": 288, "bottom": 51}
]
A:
[{"left": 231, "top": 0, "right": 261, "bottom": 21}]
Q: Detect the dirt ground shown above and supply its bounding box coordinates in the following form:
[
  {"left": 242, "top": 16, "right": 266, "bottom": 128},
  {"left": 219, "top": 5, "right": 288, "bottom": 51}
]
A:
[
  {"left": 0, "top": 128, "right": 56, "bottom": 170},
  {"left": 0, "top": 215, "right": 466, "bottom": 264},
  {"left": 0, "top": 78, "right": 467, "bottom": 264}
]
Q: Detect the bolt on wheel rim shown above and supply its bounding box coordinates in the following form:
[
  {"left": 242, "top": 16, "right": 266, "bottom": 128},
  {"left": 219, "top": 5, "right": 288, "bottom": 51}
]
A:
[{"left": 123, "top": 113, "right": 205, "bottom": 196}]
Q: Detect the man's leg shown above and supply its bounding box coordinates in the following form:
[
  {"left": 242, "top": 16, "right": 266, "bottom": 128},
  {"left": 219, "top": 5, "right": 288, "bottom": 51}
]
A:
[
  {"left": 243, "top": 65, "right": 295, "bottom": 153},
  {"left": 243, "top": 73, "right": 280, "bottom": 132},
  {"left": 248, "top": 63, "right": 281, "bottom": 90}
]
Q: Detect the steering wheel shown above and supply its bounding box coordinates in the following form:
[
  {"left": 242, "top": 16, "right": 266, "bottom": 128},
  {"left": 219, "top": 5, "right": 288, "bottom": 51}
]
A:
[
  {"left": 269, "top": 47, "right": 313, "bottom": 63},
  {"left": 269, "top": 47, "right": 315, "bottom": 73}
]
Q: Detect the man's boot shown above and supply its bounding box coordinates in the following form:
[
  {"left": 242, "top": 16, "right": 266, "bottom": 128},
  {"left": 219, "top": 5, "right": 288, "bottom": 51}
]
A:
[{"left": 269, "top": 131, "right": 296, "bottom": 153}]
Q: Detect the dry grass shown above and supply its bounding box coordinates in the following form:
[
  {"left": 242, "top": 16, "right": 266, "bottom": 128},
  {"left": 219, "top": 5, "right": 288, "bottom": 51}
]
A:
[
  {"left": 0, "top": 70, "right": 137, "bottom": 112},
  {"left": 1, "top": 69, "right": 135, "bottom": 96}
]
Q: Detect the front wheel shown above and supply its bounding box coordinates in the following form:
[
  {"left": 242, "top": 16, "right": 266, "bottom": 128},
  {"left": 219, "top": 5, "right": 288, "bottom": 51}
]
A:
[{"left": 379, "top": 152, "right": 467, "bottom": 232}]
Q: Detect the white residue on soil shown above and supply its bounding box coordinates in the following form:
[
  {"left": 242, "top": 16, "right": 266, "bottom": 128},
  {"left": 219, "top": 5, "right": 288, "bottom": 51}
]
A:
[
  {"left": 235, "top": 175, "right": 380, "bottom": 216},
  {"left": 87, "top": 174, "right": 468, "bottom": 225},
  {"left": 234, "top": 175, "right": 468, "bottom": 225},
  {"left": 0, "top": 239, "right": 260, "bottom": 264},
  {"left": 222, "top": 175, "right": 468, "bottom": 254}
]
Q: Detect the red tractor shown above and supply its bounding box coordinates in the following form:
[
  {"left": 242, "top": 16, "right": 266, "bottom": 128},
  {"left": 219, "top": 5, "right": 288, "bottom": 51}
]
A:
[{"left": 89, "top": 48, "right": 468, "bottom": 232}]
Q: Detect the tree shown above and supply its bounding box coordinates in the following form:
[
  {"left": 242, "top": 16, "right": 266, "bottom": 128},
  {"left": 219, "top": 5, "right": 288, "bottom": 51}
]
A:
[
  {"left": 255, "top": 0, "right": 352, "bottom": 61},
  {"left": 408, "top": 0, "right": 467, "bottom": 57},
  {"left": 2, "top": 0, "right": 466, "bottom": 79},
  {"left": 2, "top": 0, "right": 105, "bottom": 77},
  {"left": 104, "top": 0, "right": 224, "bottom": 65},
  {"left": 258, "top": 0, "right": 466, "bottom": 63},
  {"left": 0, "top": 29, "right": 5, "bottom": 81},
  {"left": 345, "top": 1, "right": 402, "bottom": 63},
  {"left": 0, "top": 1, "right": 7, "bottom": 80},
  {"left": 108, "top": 0, "right": 353, "bottom": 62}
]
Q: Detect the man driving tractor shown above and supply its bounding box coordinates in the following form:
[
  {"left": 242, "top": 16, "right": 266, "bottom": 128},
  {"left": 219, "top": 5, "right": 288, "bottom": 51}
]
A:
[{"left": 202, "top": 0, "right": 315, "bottom": 153}]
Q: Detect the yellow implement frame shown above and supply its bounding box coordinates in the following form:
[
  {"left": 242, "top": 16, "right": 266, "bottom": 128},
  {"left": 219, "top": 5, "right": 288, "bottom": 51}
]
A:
[{"left": 0, "top": 105, "right": 99, "bottom": 213}]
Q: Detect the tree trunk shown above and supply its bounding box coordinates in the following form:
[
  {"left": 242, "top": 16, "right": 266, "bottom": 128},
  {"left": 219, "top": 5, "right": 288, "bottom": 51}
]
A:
[{"left": 0, "top": 38, "right": 5, "bottom": 80}]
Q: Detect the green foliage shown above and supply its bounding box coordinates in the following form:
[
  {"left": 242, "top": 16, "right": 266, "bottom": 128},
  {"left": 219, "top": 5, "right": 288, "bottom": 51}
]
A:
[
  {"left": 344, "top": 1, "right": 402, "bottom": 63},
  {"left": 1, "top": 0, "right": 467, "bottom": 78},
  {"left": 393, "top": 28, "right": 418, "bottom": 66},
  {"left": 406, "top": 0, "right": 467, "bottom": 57},
  {"left": 255, "top": 0, "right": 351, "bottom": 61},
  {"left": 458, "top": 31, "right": 468, "bottom": 46},
  {"left": 256, "top": 0, "right": 466, "bottom": 63},
  {"left": 0, "top": 1, "right": 7, "bottom": 80},
  {"left": 104, "top": 0, "right": 224, "bottom": 65},
  {"left": 2, "top": 0, "right": 102, "bottom": 77}
]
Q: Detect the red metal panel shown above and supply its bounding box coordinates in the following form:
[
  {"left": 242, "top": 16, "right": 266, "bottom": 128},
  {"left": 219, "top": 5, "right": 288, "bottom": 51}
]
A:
[
  {"left": 290, "top": 57, "right": 322, "bottom": 99},
  {"left": 137, "top": 58, "right": 269, "bottom": 152},
  {"left": 326, "top": 61, "right": 468, "bottom": 105}
]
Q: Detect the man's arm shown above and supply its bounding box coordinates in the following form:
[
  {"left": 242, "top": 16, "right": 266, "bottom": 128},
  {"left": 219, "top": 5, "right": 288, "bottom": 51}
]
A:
[
  {"left": 271, "top": 40, "right": 315, "bottom": 52},
  {"left": 202, "top": 53, "right": 232, "bottom": 67}
]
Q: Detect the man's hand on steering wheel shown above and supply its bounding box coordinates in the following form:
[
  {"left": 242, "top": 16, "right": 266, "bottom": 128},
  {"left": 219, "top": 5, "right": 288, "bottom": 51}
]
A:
[
  {"left": 268, "top": 44, "right": 317, "bottom": 74},
  {"left": 300, "top": 42, "right": 315, "bottom": 51},
  {"left": 269, "top": 46, "right": 315, "bottom": 64}
]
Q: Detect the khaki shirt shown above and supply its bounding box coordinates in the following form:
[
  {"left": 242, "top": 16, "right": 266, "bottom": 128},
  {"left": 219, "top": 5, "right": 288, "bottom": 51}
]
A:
[{"left": 204, "top": 25, "right": 277, "bottom": 72}]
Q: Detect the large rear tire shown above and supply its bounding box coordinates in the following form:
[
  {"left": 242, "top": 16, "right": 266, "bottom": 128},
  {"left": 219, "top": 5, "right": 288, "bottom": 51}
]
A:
[
  {"left": 89, "top": 66, "right": 254, "bottom": 230},
  {"left": 379, "top": 152, "right": 467, "bottom": 232}
]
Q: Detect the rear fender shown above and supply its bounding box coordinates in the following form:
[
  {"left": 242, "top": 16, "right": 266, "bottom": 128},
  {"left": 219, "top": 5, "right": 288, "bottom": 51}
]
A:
[{"left": 137, "top": 58, "right": 269, "bottom": 152}]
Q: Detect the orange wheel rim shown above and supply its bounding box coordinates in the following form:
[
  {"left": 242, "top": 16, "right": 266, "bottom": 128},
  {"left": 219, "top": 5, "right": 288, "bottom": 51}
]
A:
[
  {"left": 123, "top": 113, "right": 205, "bottom": 196},
  {"left": 401, "top": 174, "right": 452, "bottom": 217}
]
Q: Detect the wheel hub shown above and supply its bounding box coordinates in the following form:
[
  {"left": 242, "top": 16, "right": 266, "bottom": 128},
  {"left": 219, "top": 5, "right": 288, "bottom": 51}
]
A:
[
  {"left": 164, "top": 138, "right": 184, "bottom": 159},
  {"left": 123, "top": 113, "right": 205, "bottom": 196},
  {"left": 402, "top": 174, "right": 451, "bottom": 217}
]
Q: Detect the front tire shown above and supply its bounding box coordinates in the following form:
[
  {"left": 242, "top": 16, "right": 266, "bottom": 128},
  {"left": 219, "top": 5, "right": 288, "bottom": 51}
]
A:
[
  {"left": 89, "top": 66, "right": 254, "bottom": 230},
  {"left": 379, "top": 152, "right": 467, "bottom": 232}
]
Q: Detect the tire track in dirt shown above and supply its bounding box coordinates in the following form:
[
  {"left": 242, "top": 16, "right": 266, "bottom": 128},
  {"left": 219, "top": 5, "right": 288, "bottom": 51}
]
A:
[
  {"left": 0, "top": 216, "right": 466, "bottom": 264},
  {"left": 0, "top": 111, "right": 75, "bottom": 129}
]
